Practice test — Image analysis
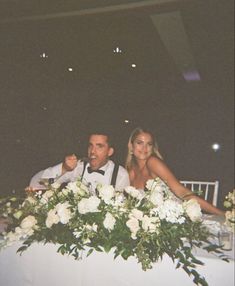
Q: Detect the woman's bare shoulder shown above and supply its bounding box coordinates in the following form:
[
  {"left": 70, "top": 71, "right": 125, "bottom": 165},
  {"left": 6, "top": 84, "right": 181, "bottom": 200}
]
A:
[
  {"left": 146, "top": 156, "right": 163, "bottom": 175},
  {"left": 147, "top": 155, "right": 162, "bottom": 166}
]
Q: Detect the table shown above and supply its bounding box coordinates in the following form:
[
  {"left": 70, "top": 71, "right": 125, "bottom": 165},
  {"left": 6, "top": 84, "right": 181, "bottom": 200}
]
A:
[{"left": 0, "top": 240, "right": 234, "bottom": 286}]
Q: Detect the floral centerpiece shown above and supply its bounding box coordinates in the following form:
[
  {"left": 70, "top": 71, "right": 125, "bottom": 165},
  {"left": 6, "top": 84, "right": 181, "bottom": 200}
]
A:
[
  {"left": 224, "top": 189, "right": 235, "bottom": 232},
  {"left": 0, "top": 178, "right": 227, "bottom": 286}
]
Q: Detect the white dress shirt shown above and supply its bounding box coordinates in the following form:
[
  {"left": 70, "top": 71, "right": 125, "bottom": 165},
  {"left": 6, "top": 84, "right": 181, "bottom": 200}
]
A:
[{"left": 29, "top": 160, "right": 130, "bottom": 193}]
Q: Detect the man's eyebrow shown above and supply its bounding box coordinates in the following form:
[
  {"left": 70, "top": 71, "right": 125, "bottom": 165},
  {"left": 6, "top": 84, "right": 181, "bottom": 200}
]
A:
[{"left": 96, "top": 143, "right": 105, "bottom": 146}]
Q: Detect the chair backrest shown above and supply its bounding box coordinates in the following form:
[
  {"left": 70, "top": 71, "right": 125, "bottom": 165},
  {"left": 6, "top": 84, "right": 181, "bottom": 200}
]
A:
[{"left": 180, "top": 180, "right": 219, "bottom": 206}]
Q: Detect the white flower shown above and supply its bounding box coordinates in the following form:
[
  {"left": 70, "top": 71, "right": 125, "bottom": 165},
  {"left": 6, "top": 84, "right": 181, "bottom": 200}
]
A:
[
  {"left": 35, "top": 190, "right": 43, "bottom": 198},
  {"left": 129, "top": 209, "right": 144, "bottom": 221},
  {"left": 142, "top": 215, "right": 159, "bottom": 233},
  {"left": 226, "top": 190, "right": 235, "bottom": 205},
  {"left": 56, "top": 202, "right": 72, "bottom": 224},
  {"left": 125, "top": 186, "right": 145, "bottom": 200},
  {"left": 225, "top": 209, "right": 235, "bottom": 232},
  {"left": 51, "top": 182, "right": 61, "bottom": 189},
  {"left": 40, "top": 190, "right": 54, "bottom": 204},
  {"left": 61, "top": 188, "right": 69, "bottom": 196},
  {"left": 224, "top": 190, "right": 235, "bottom": 212},
  {"left": 157, "top": 200, "right": 185, "bottom": 223},
  {"left": 73, "top": 230, "right": 82, "bottom": 238},
  {"left": 149, "top": 190, "right": 164, "bottom": 206},
  {"left": 4, "top": 231, "right": 21, "bottom": 246},
  {"left": 146, "top": 179, "right": 164, "bottom": 192},
  {"left": 126, "top": 217, "right": 140, "bottom": 239},
  {"left": 66, "top": 181, "right": 81, "bottom": 194},
  {"left": 23, "top": 196, "right": 37, "bottom": 205},
  {"left": 98, "top": 185, "right": 115, "bottom": 204},
  {"left": 85, "top": 223, "right": 98, "bottom": 232},
  {"left": 77, "top": 196, "right": 100, "bottom": 214},
  {"left": 20, "top": 215, "right": 37, "bottom": 230},
  {"left": 46, "top": 209, "right": 60, "bottom": 228},
  {"left": 67, "top": 181, "right": 89, "bottom": 196},
  {"left": 183, "top": 199, "right": 202, "bottom": 222},
  {"left": 112, "top": 193, "right": 125, "bottom": 207},
  {"left": 103, "top": 212, "right": 116, "bottom": 231}
]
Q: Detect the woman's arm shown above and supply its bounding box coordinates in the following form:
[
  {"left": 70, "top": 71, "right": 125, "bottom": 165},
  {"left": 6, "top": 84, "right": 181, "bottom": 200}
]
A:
[{"left": 146, "top": 156, "right": 224, "bottom": 216}]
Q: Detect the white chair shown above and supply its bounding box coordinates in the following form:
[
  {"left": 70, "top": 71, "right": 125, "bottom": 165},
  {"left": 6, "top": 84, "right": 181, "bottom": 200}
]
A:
[{"left": 180, "top": 180, "right": 219, "bottom": 207}]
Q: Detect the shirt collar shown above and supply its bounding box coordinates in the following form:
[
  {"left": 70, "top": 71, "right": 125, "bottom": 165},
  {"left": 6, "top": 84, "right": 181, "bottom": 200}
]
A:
[{"left": 87, "top": 160, "right": 110, "bottom": 172}]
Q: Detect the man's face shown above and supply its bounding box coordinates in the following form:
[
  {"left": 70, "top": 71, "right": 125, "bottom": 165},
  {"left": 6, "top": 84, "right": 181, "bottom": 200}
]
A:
[{"left": 87, "top": 134, "right": 114, "bottom": 170}]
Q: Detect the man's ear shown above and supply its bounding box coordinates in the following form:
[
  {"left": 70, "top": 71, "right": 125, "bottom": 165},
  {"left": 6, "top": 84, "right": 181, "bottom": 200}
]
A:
[{"left": 108, "top": 147, "right": 114, "bottom": 157}]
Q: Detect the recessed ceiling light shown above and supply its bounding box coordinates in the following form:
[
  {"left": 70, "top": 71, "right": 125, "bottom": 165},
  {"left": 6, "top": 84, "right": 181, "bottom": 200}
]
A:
[
  {"left": 211, "top": 143, "right": 220, "bottom": 152},
  {"left": 40, "top": 52, "right": 48, "bottom": 58},
  {"left": 68, "top": 67, "right": 73, "bottom": 72},
  {"left": 113, "top": 47, "right": 122, "bottom": 53},
  {"left": 131, "top": 63, "right": 136, "bottom": 68},
  {"left": 124, "top": 119, "right": 130, "bottom": 124}
]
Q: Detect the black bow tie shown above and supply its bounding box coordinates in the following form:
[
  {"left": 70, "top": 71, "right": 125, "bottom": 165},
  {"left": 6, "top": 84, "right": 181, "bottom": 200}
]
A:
[{"left": 87, "top": 167, "right": 105, "bottom": 175}]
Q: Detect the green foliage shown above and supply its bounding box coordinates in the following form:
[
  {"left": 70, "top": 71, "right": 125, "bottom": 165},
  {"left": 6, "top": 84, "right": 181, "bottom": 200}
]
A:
[{"left": 0, "top": 178, "right": 228, "bottom": 286}]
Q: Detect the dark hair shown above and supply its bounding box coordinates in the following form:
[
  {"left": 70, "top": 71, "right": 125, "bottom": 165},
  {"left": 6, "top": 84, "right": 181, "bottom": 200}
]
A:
[{"left": 88, "top": 128, "right": 114, "bottom": 148}]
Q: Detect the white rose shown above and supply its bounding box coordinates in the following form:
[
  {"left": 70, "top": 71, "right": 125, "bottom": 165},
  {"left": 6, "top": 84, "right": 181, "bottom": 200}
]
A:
[
  {"left": 77, "top": 196, "right": 100, "bottom": 214},
  {"left": 125, "top": 186, "right": 144, "bottom": 200},
  {"left": 149, "top": 190, "right": 164, "bottom": 206},
  {"left": 67, "top": 181, "right": 89, "bottom": 196},
  {"left": 183, "top": 199, "right": 202, "bottom": 222},
  {"left": 15, "top": 226, "right": 24, "bottom": 235},
  {"left": 129, "top": 209, "right": 144, "bottom": 221},
  {"left": 99, "top": 185, "right": 115, "bottom": 204},
  {"left": 46, "top": 209, "right": 60, "bottom": 228},
  {"left": 103, "top": 212, "right": 116, "bottom": 231},
  {"left": 126, "top": 217, "right": 140, "bottom": 239},
  {"left": 77, "top": 199, "right": 88, "bottom": 214},
  {"left": 20, "top": 215, "right": 37, "bottom": 230},
  {"left": 142, "top": 215, "right": 159, "bottom": 233},
  {"left": 56, "top": 202, "right": 72, "bottom": 224},
  {"left": 125, "top": 186, "right": 138, "bottom": 197},
  {"left": 66, "top": 181, "right": 80, "bottom": 193}
]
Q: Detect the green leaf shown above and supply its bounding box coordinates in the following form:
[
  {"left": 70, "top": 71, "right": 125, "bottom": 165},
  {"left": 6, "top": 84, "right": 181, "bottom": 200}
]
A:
[
  {"left": 17, "top": 245, "right": 29, "bottom": 254},
  {"left": 86, "top": 248, "right": 94, "bottom": 257}
]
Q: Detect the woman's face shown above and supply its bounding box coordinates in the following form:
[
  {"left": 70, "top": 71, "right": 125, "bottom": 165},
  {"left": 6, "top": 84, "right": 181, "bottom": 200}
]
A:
[{"left": 131, "top": 132, "right": 153, "bottom": 160}]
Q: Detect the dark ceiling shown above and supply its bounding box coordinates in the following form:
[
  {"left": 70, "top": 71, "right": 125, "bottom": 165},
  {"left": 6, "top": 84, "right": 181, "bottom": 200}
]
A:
[{"left": 0, "top": 0, "right": 234, "bottom": 206}]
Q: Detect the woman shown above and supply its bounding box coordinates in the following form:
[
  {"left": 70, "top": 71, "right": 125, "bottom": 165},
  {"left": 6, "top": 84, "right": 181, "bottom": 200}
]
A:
[{"left": 125, "top": 127, "right": 224, "bottom": 216}]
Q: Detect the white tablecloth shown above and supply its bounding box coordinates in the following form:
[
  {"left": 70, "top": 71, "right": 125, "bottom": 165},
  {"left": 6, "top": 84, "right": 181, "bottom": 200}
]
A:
[{"left": 0, "top": 241, "right": 234, "bottom": 286}]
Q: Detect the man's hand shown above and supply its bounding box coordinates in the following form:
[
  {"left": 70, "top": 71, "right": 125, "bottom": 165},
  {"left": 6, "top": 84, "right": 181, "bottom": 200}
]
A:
[
  {"left": 25, "top": 186, "right": 38, "bottom": 193},
  {"left": 62, "top": 154, "right": 78, "bottom": 174}
]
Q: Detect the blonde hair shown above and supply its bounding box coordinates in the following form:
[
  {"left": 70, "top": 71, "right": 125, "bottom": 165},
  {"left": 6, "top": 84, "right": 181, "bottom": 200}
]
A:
[{"left": 125, "top": 127, "right": 163, "bottom": 171}]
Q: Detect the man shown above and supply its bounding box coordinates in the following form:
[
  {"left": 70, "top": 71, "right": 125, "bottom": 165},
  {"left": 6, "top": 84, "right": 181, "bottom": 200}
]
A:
[{"left": 29, "top": 131, "right": 130, "bottom": 193}]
